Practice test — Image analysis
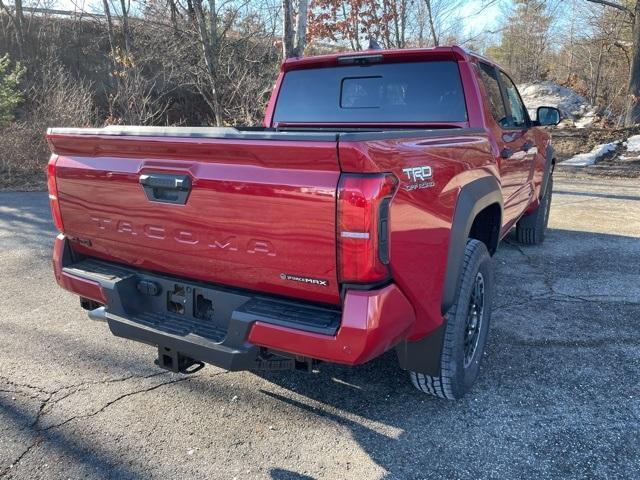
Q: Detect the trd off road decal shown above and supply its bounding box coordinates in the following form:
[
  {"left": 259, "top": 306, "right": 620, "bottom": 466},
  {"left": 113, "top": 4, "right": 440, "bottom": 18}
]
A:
[
  {"left": 402, "top": 166, "right": 435, "bottom": 191},
  {"left": 280, "top": 273, "right": 329, "bottom": 287}
]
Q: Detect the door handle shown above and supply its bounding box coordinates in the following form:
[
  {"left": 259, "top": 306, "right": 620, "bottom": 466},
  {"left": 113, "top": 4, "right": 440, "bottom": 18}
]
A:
[
  {"left": 139, "top": 173, "right": 191, "bottom": 191},
  {"left": 500, "top": 147, "right": 513, "bottom": 159},
  {"left": 139, "top": 173, "right": 192, "bottom": 204}
]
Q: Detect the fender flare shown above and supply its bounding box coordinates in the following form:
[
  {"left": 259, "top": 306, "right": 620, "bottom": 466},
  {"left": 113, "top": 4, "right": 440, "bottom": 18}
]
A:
[
  {"left": 396, "top": 176, "right": 502, "bottom": 376},
  {"left": 441, "top": 176, "right": 503, "bottom": 314}
]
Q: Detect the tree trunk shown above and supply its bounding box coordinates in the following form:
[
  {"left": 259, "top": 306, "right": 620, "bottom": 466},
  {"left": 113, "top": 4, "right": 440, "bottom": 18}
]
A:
[
  {"left": 207, "top": 0, "right": 222, "bottom": 125},
  {"left": 392, "top": 1, "right": 401, "bottom": 47},
  {"left": 101, "top": 0, "right": 119, "bottom": 118},
  {"left": 424, "top": 0, "right": 439, "bottom": 47},
  {"left": 0, "top": 0, "right": 24, "bottom": 55},
  {"left": 282, "top": 0, "right": 295, "bottom": 58},
  {"left": 207, "top": 0, "right": 217, "bottom": 59},
  {"left": 625, "top": 2, "right": 640, "bottom": 126},
  {"left": 192, "top": 0, "right": 222, "bottom": 126},
  {"left": 102, "top": 0, "right": 117, "bottom": 64},
  {"left": 14, "top": 0, "right": 24, "bottom": 53},
  {"left": 168, "top": 0, "right": 180, "bottom": 35},
  {"left": 399, "top": 0, "right": 408, "bottom": 48},
  {"left": 185, "top": 0, "right": 196, "bottom": 24},
  {"left": 592, "top": 40, "right": 605, "bottom": 105},
  {"left": 294, "top": 0, "right": 308, "bottom": 57},
  {"left": 119, "top": 0, "right": 131, "bottom": 52}
]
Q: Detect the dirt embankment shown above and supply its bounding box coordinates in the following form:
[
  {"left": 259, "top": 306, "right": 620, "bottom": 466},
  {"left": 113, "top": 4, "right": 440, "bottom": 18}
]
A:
[{"left": 553, "top": 127, "right": 640, "bottom": 178}]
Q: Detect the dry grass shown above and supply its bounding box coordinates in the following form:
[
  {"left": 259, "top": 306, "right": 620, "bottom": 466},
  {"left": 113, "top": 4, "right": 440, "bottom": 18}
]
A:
[
  {"left": 0, "top": 169, "right": 47, "bottom": 191},
  {"left": 0, "top": 66, "right": 96, "bottom": 191},
  {"left": 0, "top": 122, "right": 49, "bottom": 190}
]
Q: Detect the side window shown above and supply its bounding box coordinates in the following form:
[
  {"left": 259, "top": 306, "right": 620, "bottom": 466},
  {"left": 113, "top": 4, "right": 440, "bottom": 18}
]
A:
[
  {"left": 498, "top": 71, "right": 529, "bottom": 129},
  {"left": 478, "top": 63, "right": 508, "bottom": 128}
]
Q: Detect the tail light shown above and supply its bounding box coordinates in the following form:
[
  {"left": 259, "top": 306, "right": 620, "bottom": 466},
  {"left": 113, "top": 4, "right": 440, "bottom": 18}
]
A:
[
  {"left": 337, "top": 173, "right": 397, "bottom": 284},
  {"left": 47, "top": 156, "right": 64, "bottom": 232}
]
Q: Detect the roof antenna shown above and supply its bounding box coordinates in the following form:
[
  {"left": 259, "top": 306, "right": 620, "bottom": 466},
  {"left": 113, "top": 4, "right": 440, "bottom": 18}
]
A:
[{"left": 367, "top": 38, "right": 382, "bottom": 50}]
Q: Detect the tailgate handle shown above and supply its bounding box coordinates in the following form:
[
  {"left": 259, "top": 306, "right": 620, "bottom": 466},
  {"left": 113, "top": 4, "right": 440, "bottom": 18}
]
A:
[{"left": 139, "top": 173, "right": 192, "bottom": 204}]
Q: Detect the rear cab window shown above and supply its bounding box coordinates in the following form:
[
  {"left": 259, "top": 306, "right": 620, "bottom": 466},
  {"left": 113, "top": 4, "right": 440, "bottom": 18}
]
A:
[{"left": 273, "top": 61, "right": 468, "bottom": 124}]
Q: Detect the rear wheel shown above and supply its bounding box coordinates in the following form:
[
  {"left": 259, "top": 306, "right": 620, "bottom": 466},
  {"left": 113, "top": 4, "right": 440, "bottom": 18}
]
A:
[
  {"left": 516, "top": 174, "right": 553, "bottom": 245},
  {"left": 409, "top": 239, "right": 493, "bottom": 399}
]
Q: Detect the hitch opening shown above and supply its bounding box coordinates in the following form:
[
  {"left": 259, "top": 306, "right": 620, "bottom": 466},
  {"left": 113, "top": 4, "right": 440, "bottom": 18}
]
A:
[{"left": 155, "top": 346, "right": 204, "bottom": 374}]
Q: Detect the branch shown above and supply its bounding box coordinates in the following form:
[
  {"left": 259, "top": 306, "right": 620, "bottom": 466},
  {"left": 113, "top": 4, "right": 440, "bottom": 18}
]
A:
[
  {"left": 585, "top": 0, "right": 634, "bottom": 19},
  {"left": 0, "top": 0, "right": 17, "bottom": 24},
  {"left": 459, "top": 27, "right": 505, "bottom": 46},
  {"left": 613, "top": 40, "right": 631, "bottom": 66}
]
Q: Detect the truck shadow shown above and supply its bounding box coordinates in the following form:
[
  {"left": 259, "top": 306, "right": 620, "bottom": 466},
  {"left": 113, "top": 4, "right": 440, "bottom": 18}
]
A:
[
  {"left": 253, "top": 227, "right": 640, "bottom": 479},
  {"left": 254, "top": 352, "right": 484, "bottom": 479}
]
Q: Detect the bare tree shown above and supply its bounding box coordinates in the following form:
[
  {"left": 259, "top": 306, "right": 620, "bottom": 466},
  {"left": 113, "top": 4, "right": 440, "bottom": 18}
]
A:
[
  {"left": 282, "top": 0, "right": 308, "bottom": 58},
  {"left": 424, "top": 0, "right": 439, "bottom": 46},
  {"left": 108, "top": 66, "right": 169, "bottom": 125},
  {"left": 0, "top": 0, "right": 25, "bottom": 54},
  {"left": 102, "top": 0, "right": 117, "bottom": 60},
  {"left": 586, "top": 0, "right": 640, "bottom": 125},
  {"left": 282, "top": 0, "right": 294, "bottom": 57},
  {"left": 191, "top": 0, "right": 223, "bottom": 125},
  {"left": 119, "top": 0, "right": 132, "bottom": 52},
  {"left": 168, "top": 0, "right": 180, "bottom": 34},
  {"left": 294, "top": 0, "right": 308, "bottom": 55},
  {"left": 422, "top": 0, "right": 465, "bottom": 47}
]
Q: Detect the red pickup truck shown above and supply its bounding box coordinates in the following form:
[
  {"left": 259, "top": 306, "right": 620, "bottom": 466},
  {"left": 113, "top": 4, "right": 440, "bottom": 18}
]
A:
[{"left": 47, "top": 46, "right": 560, "bottom": 399}]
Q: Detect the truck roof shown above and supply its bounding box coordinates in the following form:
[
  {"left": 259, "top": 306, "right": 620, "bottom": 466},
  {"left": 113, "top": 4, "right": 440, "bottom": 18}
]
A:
[{"left": 281, "top": 46, "right": 499, "bottom": 72}]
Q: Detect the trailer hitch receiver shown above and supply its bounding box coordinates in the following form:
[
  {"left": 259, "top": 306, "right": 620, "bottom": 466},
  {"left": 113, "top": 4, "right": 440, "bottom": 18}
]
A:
[{"left": 155, "top": 346, "right": 204, "bottom": 374}]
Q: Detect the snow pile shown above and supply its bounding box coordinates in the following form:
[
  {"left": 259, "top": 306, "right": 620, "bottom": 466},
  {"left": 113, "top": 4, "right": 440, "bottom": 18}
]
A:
[
  {"left": 624, "top": 135, "right": 640, "bottom": 152},
  {"left": 619, "top": 134, "right": 640, "bottom": 160},
  {"left": 518, "top": 81, "right": 599, "bottom": 128},
  {"left": 563, "top": 141, "right": 620, "bottom": 166}
]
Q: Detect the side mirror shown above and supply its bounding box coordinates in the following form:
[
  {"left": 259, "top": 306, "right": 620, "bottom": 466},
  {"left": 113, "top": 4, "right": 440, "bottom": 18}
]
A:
[{"left": 536, "top": 106, "right": 561, "bottom": 126}]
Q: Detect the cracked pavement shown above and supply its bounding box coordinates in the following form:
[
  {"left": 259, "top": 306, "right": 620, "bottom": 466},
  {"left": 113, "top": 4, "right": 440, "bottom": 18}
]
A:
[{"left": 1, "top": 172, "right": 639, "bottom": 479}]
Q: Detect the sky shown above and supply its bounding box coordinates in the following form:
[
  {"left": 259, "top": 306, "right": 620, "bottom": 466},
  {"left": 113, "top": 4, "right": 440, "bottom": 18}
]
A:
[
  {"left": 46, "top": 0, "right": 507, "bottom": 40},
  {"left": 464, "top": 0, "right": 504, "bottom": 32}
]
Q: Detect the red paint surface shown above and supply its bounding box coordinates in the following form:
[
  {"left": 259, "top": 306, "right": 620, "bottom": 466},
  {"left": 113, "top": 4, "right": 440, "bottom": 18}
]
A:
[
  {"left": 339, "top": 133, "right": 497, "bottom": 339},
  {"left": 48, "top": 135, "right": 342, "bottom": 305},
  {"left": 52, "top": 234, "right": 107, "bottom": 304},
  {"left": 49, "top": 46, "right": 551, "bottom": 364},
  {"left": 248, "top": 283, "right": 415, "bottom": 365}
]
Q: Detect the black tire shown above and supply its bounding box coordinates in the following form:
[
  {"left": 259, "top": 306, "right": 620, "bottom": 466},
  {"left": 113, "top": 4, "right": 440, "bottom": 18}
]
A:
[
  {"left": 516, "top": 174, "right": 553, "bottom": 245},
  {"left": 410, "top": 239, "right": 493, "bottom": 399}
]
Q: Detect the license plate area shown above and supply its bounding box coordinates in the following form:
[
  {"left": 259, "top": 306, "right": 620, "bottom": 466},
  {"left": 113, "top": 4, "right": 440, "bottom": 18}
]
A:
[
  {"left": 165, "top": 283, "right": 216, "bottom": 322},
  {"left": 124, "top": 276, "right": 252, "bottom": 342}
]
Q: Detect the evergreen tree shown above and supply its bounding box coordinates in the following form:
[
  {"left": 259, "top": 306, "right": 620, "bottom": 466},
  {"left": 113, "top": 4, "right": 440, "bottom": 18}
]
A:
[
  {"left": 0, "top": 54, "right": 25, "bottom": 127},
  {"left": 487, "top": 0, "right": 553, "bottom": 82}
]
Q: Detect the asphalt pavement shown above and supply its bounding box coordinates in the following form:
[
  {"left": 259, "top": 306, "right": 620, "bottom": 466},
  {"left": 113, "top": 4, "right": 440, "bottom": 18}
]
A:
[{"left": 0, "top": 172, "right": 638, "bottom": 479}]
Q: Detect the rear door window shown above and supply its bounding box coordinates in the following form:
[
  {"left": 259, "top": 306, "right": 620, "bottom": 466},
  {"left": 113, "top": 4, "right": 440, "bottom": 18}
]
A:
[
  {"left": 478, "top": 62, "right": 509, "bottom": 128},
  {"left": 498, "top": 70, "right": 529, "bottom": 129},
  {"left": 273, "top": 61, "right": 467, "bottom": 124}
]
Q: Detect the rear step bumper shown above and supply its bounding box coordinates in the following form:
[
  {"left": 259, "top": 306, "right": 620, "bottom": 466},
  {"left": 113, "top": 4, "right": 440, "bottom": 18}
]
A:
[{"left": 53, "top": 234, "right": 415, "bottom": 369}]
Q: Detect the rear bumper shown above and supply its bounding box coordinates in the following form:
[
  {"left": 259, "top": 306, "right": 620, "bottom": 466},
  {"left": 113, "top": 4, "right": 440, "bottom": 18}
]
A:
[{"left": 53, "top": 234, "right": 415, "bottom": 369}]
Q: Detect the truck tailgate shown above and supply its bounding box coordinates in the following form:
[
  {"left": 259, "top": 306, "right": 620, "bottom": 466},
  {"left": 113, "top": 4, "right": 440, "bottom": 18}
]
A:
[{"left": 47, "top": 129, "right": 341, "bottom": 305}]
